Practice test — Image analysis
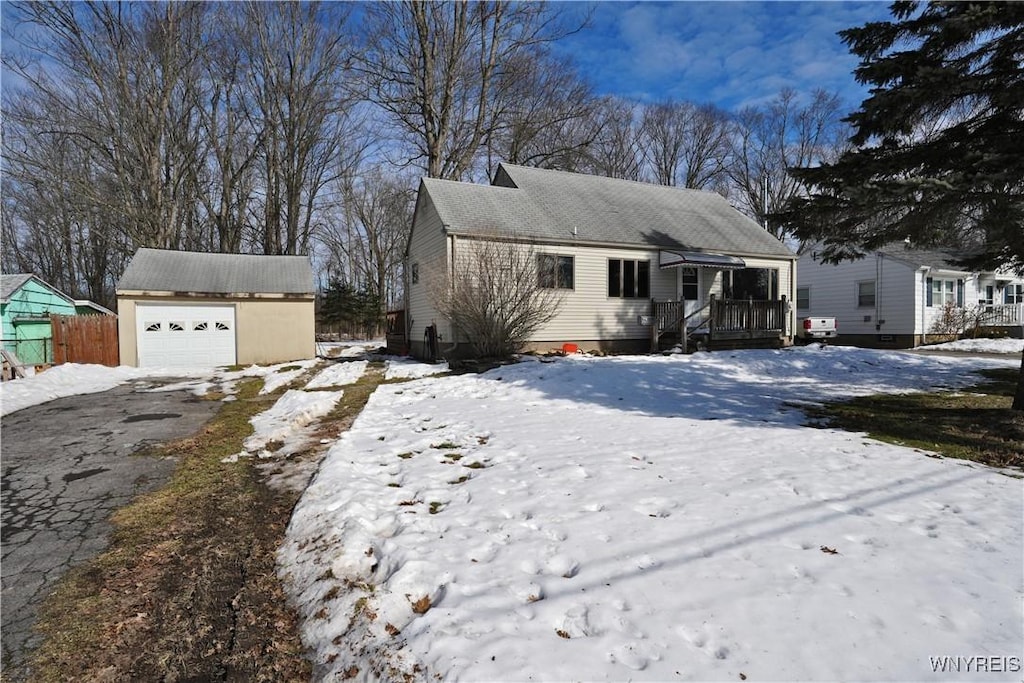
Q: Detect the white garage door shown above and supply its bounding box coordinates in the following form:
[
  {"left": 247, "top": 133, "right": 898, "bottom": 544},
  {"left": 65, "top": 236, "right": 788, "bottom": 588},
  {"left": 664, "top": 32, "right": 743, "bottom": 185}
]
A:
[{"left": 136, "top": 304, "right": 236, "bottom": 368}]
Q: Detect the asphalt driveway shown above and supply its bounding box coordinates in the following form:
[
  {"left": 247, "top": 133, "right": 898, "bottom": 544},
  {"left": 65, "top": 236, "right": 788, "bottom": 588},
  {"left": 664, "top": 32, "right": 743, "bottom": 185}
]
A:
[{"left": 1, "top": 381, "right": 220, "bottom": 681}]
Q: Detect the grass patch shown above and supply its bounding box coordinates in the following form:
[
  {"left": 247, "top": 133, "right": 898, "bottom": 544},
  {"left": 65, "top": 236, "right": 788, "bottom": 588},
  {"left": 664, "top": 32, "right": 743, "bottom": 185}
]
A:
[
  {"left": 431, "top": 441, "right": 459, "bottom": 449},
  {"left": 463, "top": 461, "right": 486, "bottom": 469},
  {"left": 278, "top": 364, "right": 302, "bottom": 372},
  {"left": 804, "top": 368, "right": 1023, "bottom": 470}
]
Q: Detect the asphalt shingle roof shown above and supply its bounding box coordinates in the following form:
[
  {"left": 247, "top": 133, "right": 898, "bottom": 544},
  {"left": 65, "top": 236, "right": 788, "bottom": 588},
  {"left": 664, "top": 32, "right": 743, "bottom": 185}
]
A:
[
  {"left": 117, "top": 249, "right": 314, "bottom": 295},
  {"left": 1, "top": 274, "right": 33, "bottom": 302},
  {"left": 421, "top": 163, "right": 794, "bottom": 259},
  {"left": 876, "top": 244, "right": 973, "bottom": 272}
]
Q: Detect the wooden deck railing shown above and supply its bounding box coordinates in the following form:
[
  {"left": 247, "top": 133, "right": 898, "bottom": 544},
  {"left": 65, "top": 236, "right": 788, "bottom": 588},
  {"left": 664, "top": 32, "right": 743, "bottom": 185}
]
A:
[
  {"left": 708, "top": 295, "right": 787, "bottom": 340},
  {"left": 650, "top": 295, "right": 788, "bottom": 350}
]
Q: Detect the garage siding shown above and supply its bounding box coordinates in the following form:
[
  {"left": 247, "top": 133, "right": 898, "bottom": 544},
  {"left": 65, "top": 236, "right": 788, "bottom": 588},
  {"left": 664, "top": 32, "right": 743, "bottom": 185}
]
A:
[{"left": 118, "top": 296, "right": 314, "bottom": 368}]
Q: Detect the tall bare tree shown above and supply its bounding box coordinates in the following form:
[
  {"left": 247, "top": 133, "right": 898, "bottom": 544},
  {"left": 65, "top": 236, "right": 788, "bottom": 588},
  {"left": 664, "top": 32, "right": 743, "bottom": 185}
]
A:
[
  {"left": 485, "top": 51, "right": 601, "bottom": 173},
  {"left": 641, "top": 100, "right": 731, "bottom": 189},
  {"left": 360, "top": 0, "right": 581, "bottom": 180},
  {"left": 728, "top": 88, "right": 848, "bottom": 240},
  {"left": 582, "top": 96, "right": 645, "bottom": 180},
  {"left": 321, "top": 165, "right": 415, "bottom": 330},
  {"left": 243, "top": 1, "right": 357, "bottom": 255}
]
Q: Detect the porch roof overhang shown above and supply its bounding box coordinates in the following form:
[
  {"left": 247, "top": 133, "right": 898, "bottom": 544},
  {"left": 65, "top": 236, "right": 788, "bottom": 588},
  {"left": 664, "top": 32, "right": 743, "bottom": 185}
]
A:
[{"left": 659, "top": 250, "right": 746, "bottom": 270}]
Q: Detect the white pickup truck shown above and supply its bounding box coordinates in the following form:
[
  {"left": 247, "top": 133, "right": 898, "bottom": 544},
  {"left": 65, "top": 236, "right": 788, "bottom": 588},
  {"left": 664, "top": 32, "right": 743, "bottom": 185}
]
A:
[{"left": 797, "top": 316, "right": 838, "bottom": 343}]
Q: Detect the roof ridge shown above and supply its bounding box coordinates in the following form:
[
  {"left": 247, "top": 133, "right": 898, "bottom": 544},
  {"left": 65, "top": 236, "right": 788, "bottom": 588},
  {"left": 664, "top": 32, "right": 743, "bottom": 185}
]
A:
[{"left": 497, "top": 162, "right": 711, "bottom": 196}]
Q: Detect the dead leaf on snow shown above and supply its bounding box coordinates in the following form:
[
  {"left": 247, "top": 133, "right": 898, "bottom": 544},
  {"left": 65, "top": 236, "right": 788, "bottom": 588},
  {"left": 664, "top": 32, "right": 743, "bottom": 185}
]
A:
[{"left": 820, "top": 545, "right": 839, "bottom": 555}]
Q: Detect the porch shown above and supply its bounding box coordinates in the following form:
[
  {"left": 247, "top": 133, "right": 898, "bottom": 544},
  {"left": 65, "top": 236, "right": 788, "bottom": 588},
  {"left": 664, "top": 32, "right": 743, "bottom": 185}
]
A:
[
  {"left": 980, "top": 303, "right": 1024, "bottom": 327},
  {"left": 650, "top": 295, "right": 789, "bottom": 352}
]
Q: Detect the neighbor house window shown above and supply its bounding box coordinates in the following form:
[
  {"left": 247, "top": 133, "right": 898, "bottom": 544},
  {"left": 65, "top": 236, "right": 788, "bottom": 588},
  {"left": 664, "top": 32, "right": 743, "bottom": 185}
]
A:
[
  {"left": 1005, "top": 284, "right": 1023, "bottom": 304},
  {"left": 723, "top": 268, "right": 778, "bottom": 300},
  {"left": 796, "top": 287, "right": 810, "bottom": 310},
  {"left": 857, "top": 281, "right": 876, "bottom": 308},
  {"left": 608, "top": 259, "right": 650, "bottom": 298},
  {"left": 926, "top": 278, "right": 962, "bottom": 307},
  {"left": 538, "top": 254, "right": 574, "bottom": 289}
]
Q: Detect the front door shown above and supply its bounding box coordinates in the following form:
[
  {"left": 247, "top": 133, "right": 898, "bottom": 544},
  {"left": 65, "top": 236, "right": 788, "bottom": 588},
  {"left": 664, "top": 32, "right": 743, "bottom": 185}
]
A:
[{"left": 679, "top": 268, "right": 702, "bottom": 320}]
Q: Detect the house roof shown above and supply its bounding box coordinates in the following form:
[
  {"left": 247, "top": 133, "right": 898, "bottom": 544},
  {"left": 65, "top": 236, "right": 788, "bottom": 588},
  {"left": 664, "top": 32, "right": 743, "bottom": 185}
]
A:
[
  {"left": 1, "top": 273, "right": 76, "bottom": 305},
  {"left": 420, "top": 163, "right": 794, "bottom": 259},
  {"left": 117, "top": 249, "right": 315, "bottom": 295},
  {"left": 1, "top": 274, "right": 33, "bottom": 302},
  {"left": 876, "top": 244, "right": 974, "bottom": 273}
]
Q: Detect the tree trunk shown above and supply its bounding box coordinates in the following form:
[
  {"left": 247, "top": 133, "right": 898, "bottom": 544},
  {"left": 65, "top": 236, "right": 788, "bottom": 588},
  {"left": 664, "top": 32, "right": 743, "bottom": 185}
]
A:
[{"left": 1013, "top": 347, "right": 1024, "bottom": 411}]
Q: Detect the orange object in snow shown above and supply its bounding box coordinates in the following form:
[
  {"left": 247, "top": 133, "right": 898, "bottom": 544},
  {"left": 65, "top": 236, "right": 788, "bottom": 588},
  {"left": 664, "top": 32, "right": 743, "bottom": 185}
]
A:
[{"left": 562, "top": 343, "right": 579, "bottom": 354}]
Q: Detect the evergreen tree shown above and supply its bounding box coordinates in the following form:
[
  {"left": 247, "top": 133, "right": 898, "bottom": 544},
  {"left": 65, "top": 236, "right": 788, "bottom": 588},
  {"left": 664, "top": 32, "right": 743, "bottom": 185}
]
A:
[
  {"left": 777, "top": 1, "right": 1024, "bottom": 410},
  {"left": 778, "top": 1, "right": 1023, "bottom": 269}
]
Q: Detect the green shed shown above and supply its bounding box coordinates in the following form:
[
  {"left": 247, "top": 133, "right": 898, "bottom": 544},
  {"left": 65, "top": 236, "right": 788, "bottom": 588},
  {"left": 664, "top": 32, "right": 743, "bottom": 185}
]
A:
[{"left": 1, "top": 274, "right": 78, "bottom": 365}]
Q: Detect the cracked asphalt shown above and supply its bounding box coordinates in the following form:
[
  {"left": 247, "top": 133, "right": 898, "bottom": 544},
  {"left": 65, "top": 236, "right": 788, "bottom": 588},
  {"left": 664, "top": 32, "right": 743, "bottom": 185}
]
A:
[{"left": 1, "top": 381, "right": 220, "bottom": 681}]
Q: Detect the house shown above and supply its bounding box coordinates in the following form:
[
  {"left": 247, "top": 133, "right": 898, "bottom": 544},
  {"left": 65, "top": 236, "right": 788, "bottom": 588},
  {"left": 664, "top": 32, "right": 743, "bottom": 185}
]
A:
[
  {"left": 404, "top": 163, "right": 797, "bottom": 359},
  {"left": 796, "top": 244, "right": 1024, "bottom": 347},
  {"left": 74, "top": 299, "right": 115, "bottom": 316},
  {"left": 116, "top": 248, "right": 315, "bottom": 368},
  {"left": 1, "top": 274, "right": 78, "bottom": 365}
]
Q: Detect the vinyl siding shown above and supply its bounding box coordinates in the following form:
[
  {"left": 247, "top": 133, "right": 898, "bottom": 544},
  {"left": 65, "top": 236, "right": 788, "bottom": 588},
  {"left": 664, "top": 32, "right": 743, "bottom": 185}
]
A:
[
  {"left": 406, "top": 194, "right": 450, "bottom": 347},
  {"left": 798, "top": 252, "right": 919, "bottom": 335},
  {"left": 530, "top": 244, "right": 676, "bottom": 342}
]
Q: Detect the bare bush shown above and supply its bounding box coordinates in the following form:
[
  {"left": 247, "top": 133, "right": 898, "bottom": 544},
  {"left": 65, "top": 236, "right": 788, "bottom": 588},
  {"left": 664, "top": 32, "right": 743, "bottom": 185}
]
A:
[
  {"left": 428, "top": 239, "right": 564, "bottom": 358},
  {"left": 929, "top": 302, "right": 987, "bottom": 338}
]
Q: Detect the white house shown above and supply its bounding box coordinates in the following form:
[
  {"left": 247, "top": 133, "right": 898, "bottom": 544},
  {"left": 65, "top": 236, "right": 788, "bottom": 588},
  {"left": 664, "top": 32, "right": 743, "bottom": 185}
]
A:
[
  {"left": 797, "top": 244, "right": 1024, "bottom": 348},
  {"left": 404, "top": 163, "right": 797, "bottom": 359}
]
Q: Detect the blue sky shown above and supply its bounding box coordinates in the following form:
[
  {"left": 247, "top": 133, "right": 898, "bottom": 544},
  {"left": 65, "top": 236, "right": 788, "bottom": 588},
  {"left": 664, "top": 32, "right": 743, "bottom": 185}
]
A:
[{"left": 554, "top": 1, "right": 894, "bottom": 112}]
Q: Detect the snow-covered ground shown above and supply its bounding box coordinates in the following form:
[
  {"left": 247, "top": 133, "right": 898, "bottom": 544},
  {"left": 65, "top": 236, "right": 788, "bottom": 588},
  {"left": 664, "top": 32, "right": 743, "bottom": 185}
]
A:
[
  {"left": 922, "top": 337, "right": 1024, "bottom": 354},
  {"left": 3, "top": 346, "right": 1021, "bottom": 681},
  {"left": 281, "top": 346, "right": 1023, "bottom": 682}
]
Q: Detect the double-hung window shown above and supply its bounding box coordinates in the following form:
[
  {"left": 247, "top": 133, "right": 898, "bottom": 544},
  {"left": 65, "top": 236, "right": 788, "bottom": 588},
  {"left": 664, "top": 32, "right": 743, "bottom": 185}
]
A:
[
  {"left": 796, "top": 286, "right": 810, "bottom": 310},
  {"left": 538, "top": 254, "right": 574, "bottom": 289},
  {"left": 857, "top": 281, "right": 876, "bottom": 308},
  {"left": 926, "top": 278, "right": 962, "bottom": 307},
  {"left": 608, "top": 259, "right": 650, "bottom": 298},
  {"left": 1006, "top": 284, "right": 1024, "bottom": 305}
]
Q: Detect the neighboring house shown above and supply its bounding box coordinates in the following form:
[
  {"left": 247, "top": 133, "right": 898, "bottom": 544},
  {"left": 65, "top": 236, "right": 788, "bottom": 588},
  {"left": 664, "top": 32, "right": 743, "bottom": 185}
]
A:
[
  {"left": 797, "top": 243, "right": 1024, "bottom": 347},
  {"left": 405, "top": 163, "right": 797, "bottom": 359},
  {"left": 116, "top": 248, "right": 315, "bottom": 368},
  {"left": 1, "top": 274, "right": 78, "bottom": 365},
  {"left": 74, "top": 299, "right": 115, "bottom": 316}
]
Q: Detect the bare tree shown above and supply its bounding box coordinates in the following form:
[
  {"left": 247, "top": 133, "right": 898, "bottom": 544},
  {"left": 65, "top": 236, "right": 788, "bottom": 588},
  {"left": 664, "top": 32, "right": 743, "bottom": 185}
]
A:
[
  {"left": 320, "top": 165, "right": 415, "bottom": 331},
  {"left": 428, "top": 238, "right": 563, "bottom": 358},
  {"left": 582, "top": 96, "right": 645, "bottom": 180},
  {"left": 243, "top": 1, "right": 358, "bottom": 255},
  {"left": 485, "top": 51, "right": 601, "bottom": 173},
  {"left": 641, "top": 100, "right": 731, "bottom": 189},
  {"left": 360, "top": 0, "right": 581, "bottom": 180},
  {"left": 728, "top": 88, "right": 848, "bottom": 240}
]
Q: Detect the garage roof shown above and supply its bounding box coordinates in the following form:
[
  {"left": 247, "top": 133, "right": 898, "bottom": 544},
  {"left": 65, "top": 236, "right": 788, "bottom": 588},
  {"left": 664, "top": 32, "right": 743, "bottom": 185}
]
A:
[{"left": 117, "top": 249, "right": 314, "bottom": 295}]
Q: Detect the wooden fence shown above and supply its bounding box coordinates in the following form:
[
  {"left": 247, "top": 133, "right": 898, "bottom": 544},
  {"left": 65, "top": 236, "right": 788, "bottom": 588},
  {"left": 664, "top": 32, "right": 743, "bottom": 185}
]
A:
[{"left": 51, "top": 314, "right": 119, "bottom": 366}]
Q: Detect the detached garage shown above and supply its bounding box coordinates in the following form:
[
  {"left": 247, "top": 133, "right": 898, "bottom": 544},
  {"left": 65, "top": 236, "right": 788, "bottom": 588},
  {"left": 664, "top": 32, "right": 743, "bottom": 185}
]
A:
[{"left": 117, "top": 248, "right": 315, "bottom": 369}]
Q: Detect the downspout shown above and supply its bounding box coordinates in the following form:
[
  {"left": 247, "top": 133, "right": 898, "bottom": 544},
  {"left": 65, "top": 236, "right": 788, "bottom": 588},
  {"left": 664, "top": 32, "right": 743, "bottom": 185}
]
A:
[
  {"left": 875, "top": 252, "right": 882, "bottom": 333},
  {"left": 921, "top": 266, "right": 931, "bottom": 345}
]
